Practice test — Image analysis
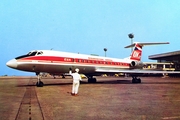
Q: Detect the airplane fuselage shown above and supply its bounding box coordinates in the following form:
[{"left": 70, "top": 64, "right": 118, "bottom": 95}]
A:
[{"left": 7, "top": 50, "right": 131, "bottom": 75}]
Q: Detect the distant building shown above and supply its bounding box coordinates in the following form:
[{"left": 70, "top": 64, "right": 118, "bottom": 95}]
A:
[{"left": 148, "top": 50, "right": 180, "bottom": 71}]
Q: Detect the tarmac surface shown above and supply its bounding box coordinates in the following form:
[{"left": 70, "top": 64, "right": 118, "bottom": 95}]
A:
[{"left": 1, "top": 76, "right": 180, "bottom": 120}]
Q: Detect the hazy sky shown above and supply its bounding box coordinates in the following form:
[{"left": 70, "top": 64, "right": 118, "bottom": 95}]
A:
[{"left": 1, "top": 0, "right": 180, "bottom": 76}]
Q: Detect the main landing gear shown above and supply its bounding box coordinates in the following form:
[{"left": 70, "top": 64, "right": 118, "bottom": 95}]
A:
[
  {"left": 87, "top": 76, "right": 97, "bottom": 83},
  {"left": 132, "top": 76, "right": 141, "bottom": 83},
  {"left": 36, "top": 73, "right": 44, "bottom": 87}
]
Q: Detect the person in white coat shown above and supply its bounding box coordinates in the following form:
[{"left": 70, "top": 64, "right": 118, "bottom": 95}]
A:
[{"left": 69, "top": 68, "right": 82, "bottom": 96}]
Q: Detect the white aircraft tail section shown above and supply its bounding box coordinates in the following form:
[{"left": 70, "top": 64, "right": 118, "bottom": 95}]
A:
[{"left": 125, "top": 42, "right": 169, "bottom": 61}]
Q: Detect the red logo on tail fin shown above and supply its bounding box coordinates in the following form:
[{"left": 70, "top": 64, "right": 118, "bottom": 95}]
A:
[{"left": 130, "top": 44, "right": 142, "bottom": 61}]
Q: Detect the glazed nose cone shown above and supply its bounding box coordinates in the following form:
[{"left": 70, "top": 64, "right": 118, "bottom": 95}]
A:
[{"left": 6, "top": 59, "right": 17, "bottom": 68}]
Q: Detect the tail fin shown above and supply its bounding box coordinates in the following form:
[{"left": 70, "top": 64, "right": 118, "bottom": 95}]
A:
[
  {"left": 130, "top": 43, "right": 142, "bottom": 61},
  {"left": 125, "top": 42, "right": 169, "bottom": 61}
]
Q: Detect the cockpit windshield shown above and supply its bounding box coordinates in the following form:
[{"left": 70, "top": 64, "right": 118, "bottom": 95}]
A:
[
  {"left": 15, "top": 51, "right": 43, "bottom": 59},
  {"left": 37, "top": 51, "right": 43, "bottom": 55},
  {"left": 28, "top": 51, "right": 37, "bottom": 56}
]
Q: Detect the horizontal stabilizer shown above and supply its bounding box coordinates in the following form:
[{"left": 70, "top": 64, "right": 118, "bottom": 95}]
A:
[{"left": 125, "top": 42, "right": 169, "bottom": 48}]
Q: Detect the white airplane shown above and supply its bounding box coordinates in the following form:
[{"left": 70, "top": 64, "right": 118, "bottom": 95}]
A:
[{"left": 6, "top": 42, "right": 180, "bottom": 87}]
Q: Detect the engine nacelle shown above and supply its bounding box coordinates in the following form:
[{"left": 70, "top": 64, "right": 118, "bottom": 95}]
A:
[{"left": 130, "top": 61, "right": 144, "bottom": 68}]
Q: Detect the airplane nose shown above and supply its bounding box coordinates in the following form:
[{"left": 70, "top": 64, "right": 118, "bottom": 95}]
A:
[{"left": 6, "top": 59, "right": 17, "bottom": 68}]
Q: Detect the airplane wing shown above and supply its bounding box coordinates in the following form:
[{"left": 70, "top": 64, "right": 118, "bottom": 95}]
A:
[{"left": 95, "top": 68, "right": 180, "bottom": 74}]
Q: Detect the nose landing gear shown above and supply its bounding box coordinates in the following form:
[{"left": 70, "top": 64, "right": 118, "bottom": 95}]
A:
[{"left": 36, "top": 72, "right": 44, "bottom": 87}]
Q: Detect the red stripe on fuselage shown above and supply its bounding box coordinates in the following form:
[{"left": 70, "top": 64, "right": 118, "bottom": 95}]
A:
[{"left": 18, "top": 56, "right": 130, "bottom": 67}]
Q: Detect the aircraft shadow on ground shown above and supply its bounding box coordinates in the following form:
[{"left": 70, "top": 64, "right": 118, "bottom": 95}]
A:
[
  {"left": 16, "top": 79, "right": 132, "bottom": 87},
  {"left": 84, "top": 80, "right": 180, "bottom": 85},
  {"left": 141, "top": 81, "right": 180, "bottom": 84},
  {"left": 82, "top": 80, "right": 132, "bottom": 84},
  {"left": 16, "top": 78, "right": 180, "bottom": 87}
]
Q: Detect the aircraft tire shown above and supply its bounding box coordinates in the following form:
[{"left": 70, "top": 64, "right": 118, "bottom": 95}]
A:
[
  {"left": 132, "top": 78, "right": 136, "bottom": 83},
  {"left": 132, "top": 78, "right": 141, "bottom": 83},
  {"left": 137, "top": 78, "right": 141, "bottom": 83},
  {"left": 88, "top": 78, "right": 97, "bottom": 83},
  {"left": 36, "top": 81, "right": 44, "bottom": 87}
]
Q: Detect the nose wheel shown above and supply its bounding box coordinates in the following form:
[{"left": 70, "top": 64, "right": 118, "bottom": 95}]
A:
[
  {"left": 36, "top": 81, "right": 44, "bottom": 87},
  {"left": 36, "top": 73, "right": 44, "bottom": 87}
]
